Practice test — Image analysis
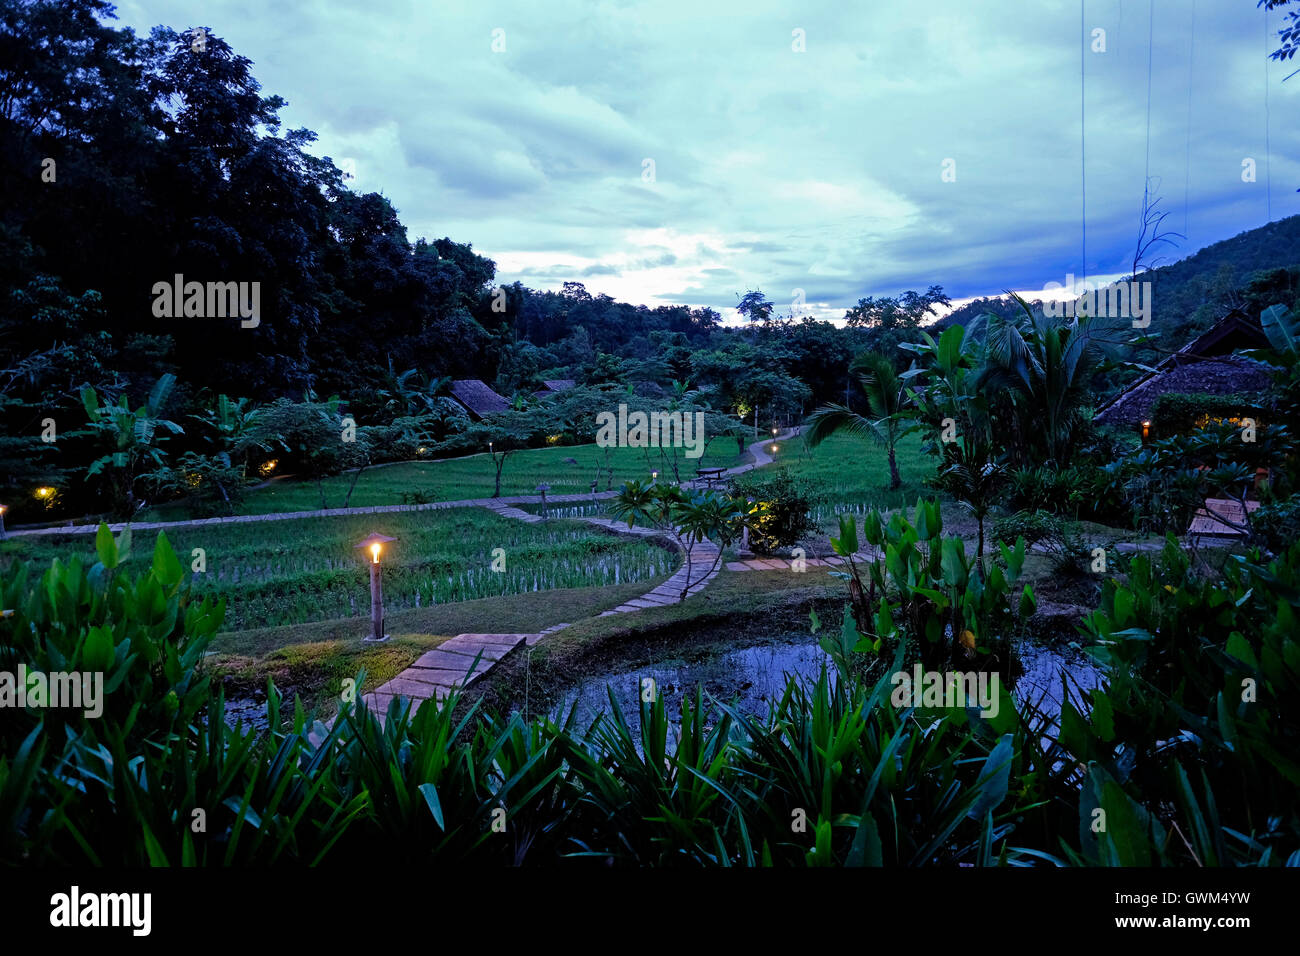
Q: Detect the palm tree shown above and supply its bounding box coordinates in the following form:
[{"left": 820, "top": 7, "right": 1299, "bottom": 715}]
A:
[
  {"left": 971, "top": 294, "right": 1124, "bottom": 467},
  {"left": 804, "top": 352, "right": 912, "bottom": 489}
]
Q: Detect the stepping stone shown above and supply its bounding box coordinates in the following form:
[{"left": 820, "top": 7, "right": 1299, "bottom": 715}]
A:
[
  {"left": 626, "top": 597, "right": 666, "bottom": 608},
  {"left": 447, "top": 632, "right": 528, "bottom": 646},
  {"left": 725, "top": 561, "right": 751, "bottom": 571},
  {"left": 394, "top": 667, "right": 481, "bottom": 686},
  {"left": 411, "top": 648, "right": 496, "bottom": 671},
  {"left": 374, "top": 677, "right": 445, "bottom": 698},
  {"left": 434, "top": 640, "right": 517, "bottom": 661}
]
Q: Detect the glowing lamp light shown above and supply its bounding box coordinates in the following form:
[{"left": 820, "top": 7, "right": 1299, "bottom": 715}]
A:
[
  {"left": 35, "top": 486, "right": 54, "bottom": 499},
  {"left": 1141, "top": 420, "right": 1151, "bottom": 443},
  {"left": 355, "top": 532, "right": 397, "bottom": 643}
]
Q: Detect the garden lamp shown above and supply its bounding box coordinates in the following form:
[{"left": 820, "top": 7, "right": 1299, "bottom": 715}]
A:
[
  {"left": 535, "top": 483, "right": 551, "bottom": 519},
  {"left": 0, "top": 503, "right": 6, "bottom": 539},
  {"left": 1141, "top": 420, "right": 1151, "bottom": 444},
  {"left": 355, "top": 532, "right": 396, "bottom": 643}
]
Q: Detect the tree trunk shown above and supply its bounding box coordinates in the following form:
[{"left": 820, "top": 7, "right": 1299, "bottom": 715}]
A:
[
  {"left": 888, "top": 445, "right": 901, "bottom": 490},
  {"left": 343, "top": 463, "right": 367, "bottom": 509}
]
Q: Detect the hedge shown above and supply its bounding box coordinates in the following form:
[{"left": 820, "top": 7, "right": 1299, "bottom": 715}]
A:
[{"left": 1149, "top": 392, "right": 1266, "bottom": 439}]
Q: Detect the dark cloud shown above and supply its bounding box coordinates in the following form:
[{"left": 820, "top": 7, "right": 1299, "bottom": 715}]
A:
[{"left": 117, "top": 0, "right": 1300, "bottom": 318}]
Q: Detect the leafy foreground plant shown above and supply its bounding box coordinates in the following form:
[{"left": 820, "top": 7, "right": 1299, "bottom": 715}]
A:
[{"left": 3, "top": 524, "right": 1297, "bottom": 866}]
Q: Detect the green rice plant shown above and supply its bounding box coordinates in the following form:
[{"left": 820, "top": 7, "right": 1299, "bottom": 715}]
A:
[{"left": 7, "top": 510, "right": 675, "bottom": 631}]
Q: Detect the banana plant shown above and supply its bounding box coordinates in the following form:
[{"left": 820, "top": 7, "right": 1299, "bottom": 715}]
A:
[{"left": 81, "top": 373, "right": 183, "bottom": 516}]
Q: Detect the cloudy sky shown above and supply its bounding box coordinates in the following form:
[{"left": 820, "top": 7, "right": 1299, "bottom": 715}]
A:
[{"left": 115, "top": 0, "right": 1299, "bottom": 320}]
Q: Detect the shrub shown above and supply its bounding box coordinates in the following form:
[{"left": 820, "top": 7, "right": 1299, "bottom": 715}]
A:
[
  {"left": 1251, "top": 497, "right": 1300, "bottom": 555},
  {"left": 1150, "top": 392, "right": 1265, "bottom": 439},
  {"left": 731, "top": 470, "right": 815, "bottom": 554},
  {"left": 1068, "top": 537, "right": 1300, "bottom": 864},
  {"left": 992, "top": 509, "right": 1060, "bottom": 547}
]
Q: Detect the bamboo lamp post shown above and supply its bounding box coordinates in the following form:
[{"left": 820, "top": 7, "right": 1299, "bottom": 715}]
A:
[{"left": 356, "top": 532, "right": 396, "bottom": 643}]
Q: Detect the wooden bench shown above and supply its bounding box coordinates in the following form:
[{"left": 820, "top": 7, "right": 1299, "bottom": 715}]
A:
[{"left": 695, "top": 466, "right": 728, "bottom": 489}]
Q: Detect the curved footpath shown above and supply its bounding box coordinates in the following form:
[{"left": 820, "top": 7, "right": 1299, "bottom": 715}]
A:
[
  {"left": 4, "top": 429, "right": 797, "bottom": 716},
  {"left": 360, "top": 429, "right": 797, "bottom": 713},
  {"left": 4, "top": 429, "right": 795, "bottom": 539}
]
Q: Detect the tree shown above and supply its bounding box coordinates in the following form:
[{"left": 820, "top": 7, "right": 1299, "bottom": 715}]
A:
[
  {"left": 435, "top": 411, "right": 537, "bottom": 497},
  {"left": 81, "top": 374, "right": 183, "bottom": 516},
  {"left": 970, "top": 295, "right": 1126, "bottom": 468},
  {"left": 609, "top": 480, "right": 749, "bottom": 600},
  {"left": 1263, "top": 0, "right": 1300, "bottom": 79},
  {"left": 844, "top": 286, "right": 950, "bottom": 329},
  {"left": 191, "top": 393, "right": 265, "bottom": 480},
  {"left": 804, "top": 352, "right": 913, "bottom": 489},
  {"left": 249, "top": 397, "right": 348, "bottom": 509},
  {"left": 735, "top": 290, "right": 774, "bottom": 324}
]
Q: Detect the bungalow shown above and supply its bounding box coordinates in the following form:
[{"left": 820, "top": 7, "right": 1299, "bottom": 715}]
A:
[
  {"left": 1094, "top": 311, "right": 1274, "bottom": 434},
  {"left": 448, "top": 379, "right": 510, "bottom": 421},
  {"left": 533, "top": 379, "right": 577, "bottom": 399}
]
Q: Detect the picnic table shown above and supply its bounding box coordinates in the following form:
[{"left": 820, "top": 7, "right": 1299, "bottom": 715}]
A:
[{"left": 695, "top": 466, "right": 728, "bottom": 489}]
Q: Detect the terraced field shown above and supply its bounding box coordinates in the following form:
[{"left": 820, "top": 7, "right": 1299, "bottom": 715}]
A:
[{"left": 4, "top": 508, "right": 675, "bottom": 631}]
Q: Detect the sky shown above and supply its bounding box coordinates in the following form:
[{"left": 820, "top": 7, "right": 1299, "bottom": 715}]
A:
[{"left": 113, "top": 0, "right": 1300, "bottom": 322}]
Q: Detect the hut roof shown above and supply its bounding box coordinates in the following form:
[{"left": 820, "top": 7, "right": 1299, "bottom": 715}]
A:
[
  {"left": 448, "top": 380, "right": 510, "bottom": 419},
  {"left": 1094, "top": 312, "right": 1273, "bottom": 428},
  {"left": 541, "top": 379, "right": 576, "bottom": 392},
  {"left": 1094, "top": 357, "right": 1273, "bottom": 428}
]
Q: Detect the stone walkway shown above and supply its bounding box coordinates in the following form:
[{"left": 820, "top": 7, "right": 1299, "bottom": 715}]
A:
[{"left": 358, "top": 431, "right": 797, "bottom": 714}]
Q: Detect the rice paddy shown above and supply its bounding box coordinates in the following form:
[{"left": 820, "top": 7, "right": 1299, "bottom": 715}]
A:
[{"left": 3, "top": 508, "right": 676, "bottom": 631}]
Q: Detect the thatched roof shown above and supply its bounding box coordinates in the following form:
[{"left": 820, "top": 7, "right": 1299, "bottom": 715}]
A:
[
  {"left": 449, "top": 380, "right": 510, "bottom": 419},
  {"left": 1095, "top": 312, "right": 1274, "bottom": 428},
  {"left": 541, "top": 379, "right": 576, "bottom": 392},
  {"left": 1094, "top": 357, "right": 1274, "bottom": 428}
]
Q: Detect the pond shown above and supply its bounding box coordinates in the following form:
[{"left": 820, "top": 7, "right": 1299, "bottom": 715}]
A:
[{"left": 551, "top": 636, "right": 1104, "bottom": 735}]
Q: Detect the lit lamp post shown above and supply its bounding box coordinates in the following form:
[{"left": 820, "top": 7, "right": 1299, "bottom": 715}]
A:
[
  {"left": 1141, "top": 420, "right": 1151, "bottom": 444},
  {"left": 650, "top": 469, "right": 658, "bottom": 483},
  {"left": 0, "top": 504, "right": 7, "bottom": 540},
  {"left": 355, "top": 532, "right": 396, "bottom": 643}
]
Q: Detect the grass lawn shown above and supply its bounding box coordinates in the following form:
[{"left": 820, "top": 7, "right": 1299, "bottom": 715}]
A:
[
  {"left": 139, "top": 440, "right": 751, "bottom": 520},
  {"left": 4, "top": 508, "right": 676, "bottom": 631},
  {"left": 755, "top": 430, "right": 936, "bottom": 526}
]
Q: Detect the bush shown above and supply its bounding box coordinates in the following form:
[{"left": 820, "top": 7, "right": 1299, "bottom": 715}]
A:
[
  {"left": 1251, "top": 497, "right": 1300, "bottom": 555},
  {"left": 1150, "top": 392, "right": 1265, "bottom": 439},
  {"left": 992, "top": 509, "right": 1061, "bottom": 547},
  {"left": 730, "top": 470, "right": 815, "bottom": 554}
]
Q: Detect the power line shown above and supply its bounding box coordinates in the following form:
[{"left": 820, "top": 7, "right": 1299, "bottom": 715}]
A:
[
  {"left": 1081, "top": 0, "right": 1086, "bottom": 284},
  {"left": 1265, "top": 5, "right": 1273, "bottom": 223},
  {"left": 1184, "top": 0, "right": 1195, "bottom": 238},
  {"left": 1143, "top": 0, "right": 1154, "bottom": 212}
]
